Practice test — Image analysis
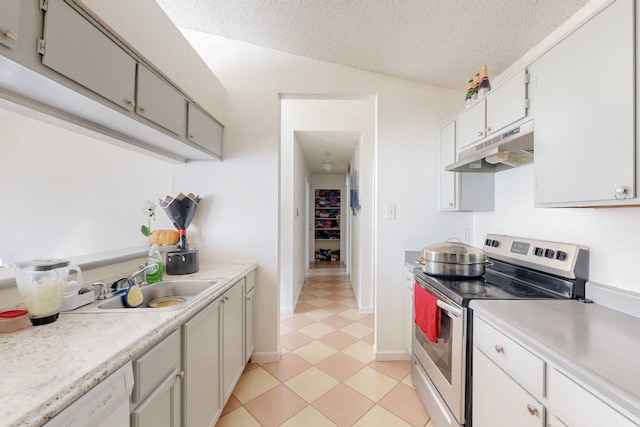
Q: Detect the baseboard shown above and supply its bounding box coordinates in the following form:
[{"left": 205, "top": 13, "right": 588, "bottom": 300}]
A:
[
  {"left": 374, "top": 349, "right": 411, "bottom": 361},
  {"left": 250, "top": 351, "right": 280, "bottom": 364}
]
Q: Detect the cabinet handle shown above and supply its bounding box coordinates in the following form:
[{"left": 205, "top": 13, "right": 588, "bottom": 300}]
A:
[
  {"left": 448, "top": 202, "right": 454, "bottom": 207},
  {"left": 246, "top": 296, "right": 251, "bottom": 301},
  {"left": 126, "top": 99, "right": 135, "bottom": 107},
  {"left": 189, "top": 134, "right": 195, "bottom": 140},
  {"left": 485, "top": 127, "right": 491, "bottom": 133},
  {"left": 177, "top": 371, "right": 185, "bottom": 380},
  {"left": 4, "top": 30, "right": 18, "bottom": 41},
  {"left": 526, "top": 404, "right": 537, "bottom": 416},
  {"left": 494, "top": 344, "right": 504, "bottom": 353},
  {"left": 477, "top": 131, "right": 483, "bottom": 137},
  {"left": 139, "top": 107, "right": 147, "bottom": 114}
]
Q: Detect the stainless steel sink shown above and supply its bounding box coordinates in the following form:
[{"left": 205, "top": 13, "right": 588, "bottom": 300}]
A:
[{"left": 71, "top": 279, "right": 229, "bottom": 313}]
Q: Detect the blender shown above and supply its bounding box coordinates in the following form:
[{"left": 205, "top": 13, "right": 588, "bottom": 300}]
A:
[{"left": 14, "top": 258, "right": 82, "bottom": 325}]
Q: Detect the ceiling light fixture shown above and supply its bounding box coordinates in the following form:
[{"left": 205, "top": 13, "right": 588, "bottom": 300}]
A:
[{"left": 323, "top": 149, "right": 333, "bottom": 171}]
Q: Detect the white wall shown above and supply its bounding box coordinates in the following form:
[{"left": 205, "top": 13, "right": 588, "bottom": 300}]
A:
[
  {"left": 474, "top": 165, "right": 640, "bottom": 294},
  {"left": 0, "top": 111, "right": 174, "bottom": 264},
  {"left": 177, "top": 31, "right": 467, "bottom": 361}
]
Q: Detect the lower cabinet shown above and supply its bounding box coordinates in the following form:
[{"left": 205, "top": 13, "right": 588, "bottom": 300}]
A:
[
  {"left": 182, "top": 296, "right": 222, "bottom": 427},
  {"left": 182, "top": 275, "right": 250, "bottom": 426},
  {"left": 128, "top": 272, "right": 254, "bottom": 427},
  {"left": 245, "top": 271, "right": 256, "bottom": 362},
  {"left": 547, "top": 368, "right": 638, "bottom": 427},
  {"left": 473, "top": 315, "right": 640, "bottom": 427},
  {"left": 473, "top": 348, "right": 545, "bottom": 427},
  {"left": 222, "top": 279, "right": 245, "bottom": 403},
  {"left": 130, "top": 329, "right": 182, "bottom": 427}
]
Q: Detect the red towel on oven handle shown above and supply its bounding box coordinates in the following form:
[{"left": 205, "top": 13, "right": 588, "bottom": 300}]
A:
[{"left": 414, "top": 283, "right": 441, "bottom": 343}]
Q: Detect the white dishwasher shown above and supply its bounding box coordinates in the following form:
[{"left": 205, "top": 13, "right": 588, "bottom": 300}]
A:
[{"left": 45, "top": 362, "right": 134, "bottom": 427}]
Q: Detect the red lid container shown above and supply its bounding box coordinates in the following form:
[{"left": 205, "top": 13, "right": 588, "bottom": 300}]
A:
[{"left": 0, "top": 310, "right": 29, "bottom": 333}]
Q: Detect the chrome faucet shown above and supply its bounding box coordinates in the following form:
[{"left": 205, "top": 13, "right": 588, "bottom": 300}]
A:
[{"left": 130, "top": 263, "right": 159, "bottom": 286}]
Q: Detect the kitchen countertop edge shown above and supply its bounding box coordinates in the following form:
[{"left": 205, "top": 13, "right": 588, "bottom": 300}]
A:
[
  {"left": 470, "top": 299, "right": 640, "bottom": 423},
  {"left": 1, "top": 262, "right": 257, "bottom": 427}
]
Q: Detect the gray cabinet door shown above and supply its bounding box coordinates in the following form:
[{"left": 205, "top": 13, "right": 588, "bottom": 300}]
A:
[
  {"left": 188, "top": 103, "right": 223, "bottom": 156},
  {"left": 182, "top": 299, "right": 221, "bottom": 427},
  {"left": 41, "top": 0, "right": 136, "bottom": 111},
  {"left": 131, "top": 367, "right": 181, "bottom": 427},
  {"left": 136, "top": 64, "right": 186, "bottom": 136},
  {"left": 245, "top": 286, "right": 256, "bottom": 362},
  {"left": 531, "top": 0, "right": 635, "bottom": 206},
  {"left": 0, "top": 0, "right": 20, "bottom": 50},
  {"left": 223, "top": 280, "right": 245, "bottom": 402},
  {"left": 439, "top": 121, "right": 457, "bottom": 211}
]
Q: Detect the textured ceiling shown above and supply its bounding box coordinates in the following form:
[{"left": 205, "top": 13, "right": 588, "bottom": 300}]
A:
[{"left": 156, "top": 0, "right": 590, "bottom": 91}]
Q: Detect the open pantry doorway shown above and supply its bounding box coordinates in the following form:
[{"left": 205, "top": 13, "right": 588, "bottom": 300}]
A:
[{"left": 312, "top": 186, "right": 344, "bottom": 264}]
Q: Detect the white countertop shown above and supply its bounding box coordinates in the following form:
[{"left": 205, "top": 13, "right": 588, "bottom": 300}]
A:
[
  {"left": 0, "top": 262, "right": 257, "bottom": 427},
  {"left": 470, "top": 299, "right": 640, "bottom": 423}
]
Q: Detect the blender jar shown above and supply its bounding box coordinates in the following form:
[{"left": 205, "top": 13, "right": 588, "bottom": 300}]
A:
[{"left": 14, "top": 258, "right": 74, "bottom": 325}]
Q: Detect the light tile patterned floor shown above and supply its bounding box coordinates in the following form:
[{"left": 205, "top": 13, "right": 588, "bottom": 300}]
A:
[{"left": 216, "top": 263, "right": 434, "bottom": 427}]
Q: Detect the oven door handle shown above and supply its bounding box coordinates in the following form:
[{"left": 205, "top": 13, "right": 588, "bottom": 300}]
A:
[{"left": 436, "top": 300, "right": 462, "bottom": 318}]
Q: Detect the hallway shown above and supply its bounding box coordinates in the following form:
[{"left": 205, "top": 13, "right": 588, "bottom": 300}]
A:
[{"left": 215, "top": 263, "right": 433, "bottom": 426}]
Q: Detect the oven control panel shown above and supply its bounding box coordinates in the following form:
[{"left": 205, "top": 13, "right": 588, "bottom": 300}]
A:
[{"left": 483, "top": 234, "right": 588, "bottom": 280}]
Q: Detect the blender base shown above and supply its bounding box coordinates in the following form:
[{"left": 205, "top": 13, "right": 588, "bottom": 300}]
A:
[{"left": 31, "top": 313, "right": 59, "bottom": 326}]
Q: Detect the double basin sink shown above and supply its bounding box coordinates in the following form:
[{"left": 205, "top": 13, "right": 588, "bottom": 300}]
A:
[{"left": 73, "top": 278, "right": 229, "bottom": 313}]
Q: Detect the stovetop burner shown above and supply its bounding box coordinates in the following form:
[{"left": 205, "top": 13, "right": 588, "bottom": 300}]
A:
[
  {"left": 450, "top": 281, "right": 488, "bottom": 295},
  {"left": 414, "top": 266, "right": 569, "bottom": 306}
]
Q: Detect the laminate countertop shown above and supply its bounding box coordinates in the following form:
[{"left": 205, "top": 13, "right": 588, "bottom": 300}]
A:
[
  {"left": 0, "top": 262, "right": 257, "bottom": 427},
  {"left": 470, "top": 299, "right": 640, "bottom": 423}
]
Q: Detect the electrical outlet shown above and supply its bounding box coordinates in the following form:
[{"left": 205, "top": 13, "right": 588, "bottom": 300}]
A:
[{"left": 197, "top": 228, "right": 206, "bottom": 241}]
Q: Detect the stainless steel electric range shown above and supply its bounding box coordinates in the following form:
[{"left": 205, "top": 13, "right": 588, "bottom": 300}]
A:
[{"left": 411, "top": 234, "right": 589, "bottom": 427}]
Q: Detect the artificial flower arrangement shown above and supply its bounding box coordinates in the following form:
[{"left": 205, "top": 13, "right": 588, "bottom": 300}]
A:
[{"left": 141, "top": 200, "right": 179, "bottom": 246}]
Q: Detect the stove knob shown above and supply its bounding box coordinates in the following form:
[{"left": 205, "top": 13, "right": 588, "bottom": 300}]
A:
[
  {"left": 555, "top": 251, "right": 567, "bottom": 261},
  {"left": 491, "top": 240, "right": 499, "bottom": 247},
  {"left": 544, "top": 249, "right": 555, "bottom": 259},
  {"left": 485, "top": 239, "right": 492, "bottom": 247},
  {"left": 534, "top": 247, "right": 544, "bottom": 257}
]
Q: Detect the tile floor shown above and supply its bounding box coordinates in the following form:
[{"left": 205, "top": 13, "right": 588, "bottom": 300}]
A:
[{"left": 216, "top": 262, "right": 434, "bottom": 427}]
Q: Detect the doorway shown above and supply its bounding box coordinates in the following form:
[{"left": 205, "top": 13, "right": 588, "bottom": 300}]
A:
[{"left": 279, "top": 95, "right": 376, "bottom": 317}]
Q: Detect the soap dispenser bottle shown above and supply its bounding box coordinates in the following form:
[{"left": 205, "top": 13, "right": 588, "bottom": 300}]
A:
[{"left": 146, "top": 244, "right": 163, "bottom": 284}]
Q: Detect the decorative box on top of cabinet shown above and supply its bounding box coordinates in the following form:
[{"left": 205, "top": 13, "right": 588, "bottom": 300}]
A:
[
  {"left": 530, "top": 0, "right": 635, "bottom": 207},
  {"left": 439, "top": 121, "right": 494, "bottom": 211},
  {"left": 455, "top": 68, "right": 529, "bottom": 154}
]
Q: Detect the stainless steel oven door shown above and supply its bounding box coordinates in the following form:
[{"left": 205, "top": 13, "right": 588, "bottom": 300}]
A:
[{"left": 412, "top": 277, "right": 467, "bottom": 425}]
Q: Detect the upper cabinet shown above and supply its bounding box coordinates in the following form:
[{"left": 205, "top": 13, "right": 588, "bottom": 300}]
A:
[
  {"left": 0, "top": 0, "right": 224, "bottom": 162},
  {"left": 439, "top": 121, "right": 494, "bottom": 211},
  {"left": 188, "top": 103, "right": 223, "bottom": 156},
  {"left": 41, "top": 0, "right": 137, "bottom": 112},
  {"left": 0, "top": 0, "right": 21, "bottom": 50},
  {"left": 136, "top": 64, "right": 186, "bottom": 136},
  {"left": 530, "top": 0, "right": 635, "bottom": 206},
  {"left": 456, "top": 69, "right": 529, "bottom": 153}
]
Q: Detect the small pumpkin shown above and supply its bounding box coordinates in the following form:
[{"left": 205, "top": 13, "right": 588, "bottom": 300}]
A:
[{"left": 150, "top": 229, "right": 179, "bottom": 246}]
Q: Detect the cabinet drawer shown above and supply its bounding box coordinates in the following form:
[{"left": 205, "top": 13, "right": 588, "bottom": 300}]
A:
[
  {"left": 132, "top": 329, "right": 181, "bottom": 404},
  {"left": 547, "top": 368, "right": 637, "bottom": 427},
  {"left": 474, "top": 317, "right": 544, "bottom": 396},
  {"left": 131, "top": 366, "right": 181, "bottom": 427}
]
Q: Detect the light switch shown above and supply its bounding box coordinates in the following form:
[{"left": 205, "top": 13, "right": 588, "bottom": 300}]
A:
[{"left": 386, "top": 205, "right": 396, "bottom": 219}]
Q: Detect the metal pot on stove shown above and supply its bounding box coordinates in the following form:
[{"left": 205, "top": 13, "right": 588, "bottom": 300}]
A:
[{"left": 415, "top": 238, "right": 488, "bottom": 277}]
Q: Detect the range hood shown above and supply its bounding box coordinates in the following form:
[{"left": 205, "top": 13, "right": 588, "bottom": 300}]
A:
[{"left": 446, "top": 120, "right": 534, "bottom": 172}]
